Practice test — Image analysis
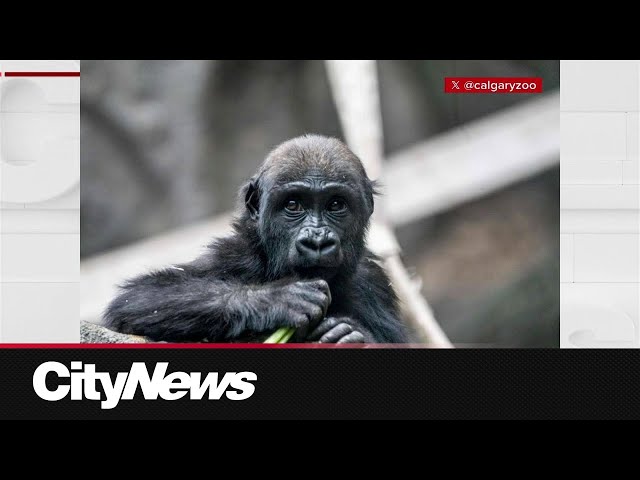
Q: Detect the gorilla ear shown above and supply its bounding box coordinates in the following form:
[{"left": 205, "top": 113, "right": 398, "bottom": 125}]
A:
[
  {"left": 244, "top": 178, "right": 260, "bottom": 220},
  {"left": 366, "top": 179, "right": 380, "bottom": 217}
]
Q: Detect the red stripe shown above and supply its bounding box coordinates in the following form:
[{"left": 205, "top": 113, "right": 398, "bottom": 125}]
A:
[
  {"left": 4, "top": 72, "right": 80, "bottom": 77},
  {"left": 0, "top": 342, "right": 432, "bottom": 349}
]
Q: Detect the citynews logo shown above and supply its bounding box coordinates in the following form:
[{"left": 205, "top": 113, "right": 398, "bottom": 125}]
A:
[{"left": 33, "top": 361, "right": 257, "bottom": 410}]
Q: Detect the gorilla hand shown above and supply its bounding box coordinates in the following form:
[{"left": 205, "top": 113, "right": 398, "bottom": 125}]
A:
[
  {"left": 306, "top": 316, "right": 371, "bottom": 343},
  {"left": 253, "top": 279, "right": 331, "bottom": 339}
]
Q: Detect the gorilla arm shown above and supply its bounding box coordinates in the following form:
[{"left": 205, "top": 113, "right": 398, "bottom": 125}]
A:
[{"left": 103, "top": 259, "right": 331, "bottom": 342}]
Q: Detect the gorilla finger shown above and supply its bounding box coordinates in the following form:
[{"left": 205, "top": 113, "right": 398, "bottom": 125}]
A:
[
  {"left": 307, "top": 317, "right": 340, "bottom": 341},
  {"left": 288, "top": 312, "right": 310, "bottom": 341},
  {"left": 288, "top": 312, "right": 310, "bottom": 329},
  {"left": 319, "top": 292, "right": 331, "bottom": 317},
  {"left": 303, "top": 291, "right": 331, "bottom": 317},
  {"left": 291, "top": 287, "right": 330, "bottom": 311},
  {"left": 289, "top": 299, "right": 323, "bottom": 320},
  {"left": 305, "top": 303, "right": 325, "bottom": 326},
  {"left": 336, "top": 331, "right": 365, "bottom": 344},
  {"left": 304, "top": 280, "right": 332, "bottom": 306},
  {"left": 295, "top": 302, "right": 325, "bottom": 333},
  {"left": 304, "top": 279, "right": 329, "bottom": 292},
  {"left": 319, "top": 323, "right": 353, "bottom": 343}
]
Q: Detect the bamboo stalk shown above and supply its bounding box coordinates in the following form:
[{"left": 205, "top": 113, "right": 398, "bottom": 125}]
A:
[{"left": 263, "top": 327, "right": 292, "bottom": 344}]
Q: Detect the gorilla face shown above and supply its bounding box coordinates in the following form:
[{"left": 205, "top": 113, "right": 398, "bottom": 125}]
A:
[{"left": 244, "top": 135, "right": 375, "bottom": 281}]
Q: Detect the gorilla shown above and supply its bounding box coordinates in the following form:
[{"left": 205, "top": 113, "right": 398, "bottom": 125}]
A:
[{"left": 104, "top": 135, "right": 408, "bottom": 343}]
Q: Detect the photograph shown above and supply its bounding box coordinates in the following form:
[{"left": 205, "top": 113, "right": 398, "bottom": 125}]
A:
[{"left": 80, "top": 60, "right": 560, "bottom": 347}]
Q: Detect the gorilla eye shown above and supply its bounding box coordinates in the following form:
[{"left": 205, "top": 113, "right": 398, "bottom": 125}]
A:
[
  {"left": 327, "top": 199, "right": 347, "bottom": 212},
  {"left": 284, "top": 199, "right": 303, "bottom": 212}
]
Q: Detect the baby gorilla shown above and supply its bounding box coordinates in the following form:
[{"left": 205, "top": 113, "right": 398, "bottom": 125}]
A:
[{"left": 104, "top": 135, "right": 408, "bottom": 343}]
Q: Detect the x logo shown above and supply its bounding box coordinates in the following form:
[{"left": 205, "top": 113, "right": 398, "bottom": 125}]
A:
[{"left": 451, "top": 80, "right": 460, "bottom": 90}]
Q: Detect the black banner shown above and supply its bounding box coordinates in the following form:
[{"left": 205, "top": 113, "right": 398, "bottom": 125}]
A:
[{"left": 2, "top": 347, "right": 639, "bottom": 420}]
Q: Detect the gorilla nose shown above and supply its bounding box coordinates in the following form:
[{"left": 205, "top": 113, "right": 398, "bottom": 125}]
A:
[{"left": 296, "top": 229, "right": 338, "bottom": 259}]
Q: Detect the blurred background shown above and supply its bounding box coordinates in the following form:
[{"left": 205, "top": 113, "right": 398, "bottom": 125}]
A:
[{"left": 81, "top": 60, "right": 560, "bottom": 347}]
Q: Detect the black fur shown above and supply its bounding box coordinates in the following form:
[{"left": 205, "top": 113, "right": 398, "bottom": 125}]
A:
[{"left": 103, "top": 135, "right": 408, "bottom": 343}]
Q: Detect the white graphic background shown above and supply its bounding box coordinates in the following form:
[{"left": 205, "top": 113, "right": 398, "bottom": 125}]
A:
[
  {"left": 560, "top": 60, "right": 640, "bottom": 347},
  {"left": 0, "top": 60, "right": 79, "bottom": 342}
]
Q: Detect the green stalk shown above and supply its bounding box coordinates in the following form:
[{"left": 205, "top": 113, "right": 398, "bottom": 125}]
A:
[
  {"left": 263, "top": 326, "right": 296, "bottom": 344},
  {"left": 278, "top": 327, "right": 296, "bottom": 343},
  {"left": 263, "top": 328, "right": 287, "bottom": 343}
]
